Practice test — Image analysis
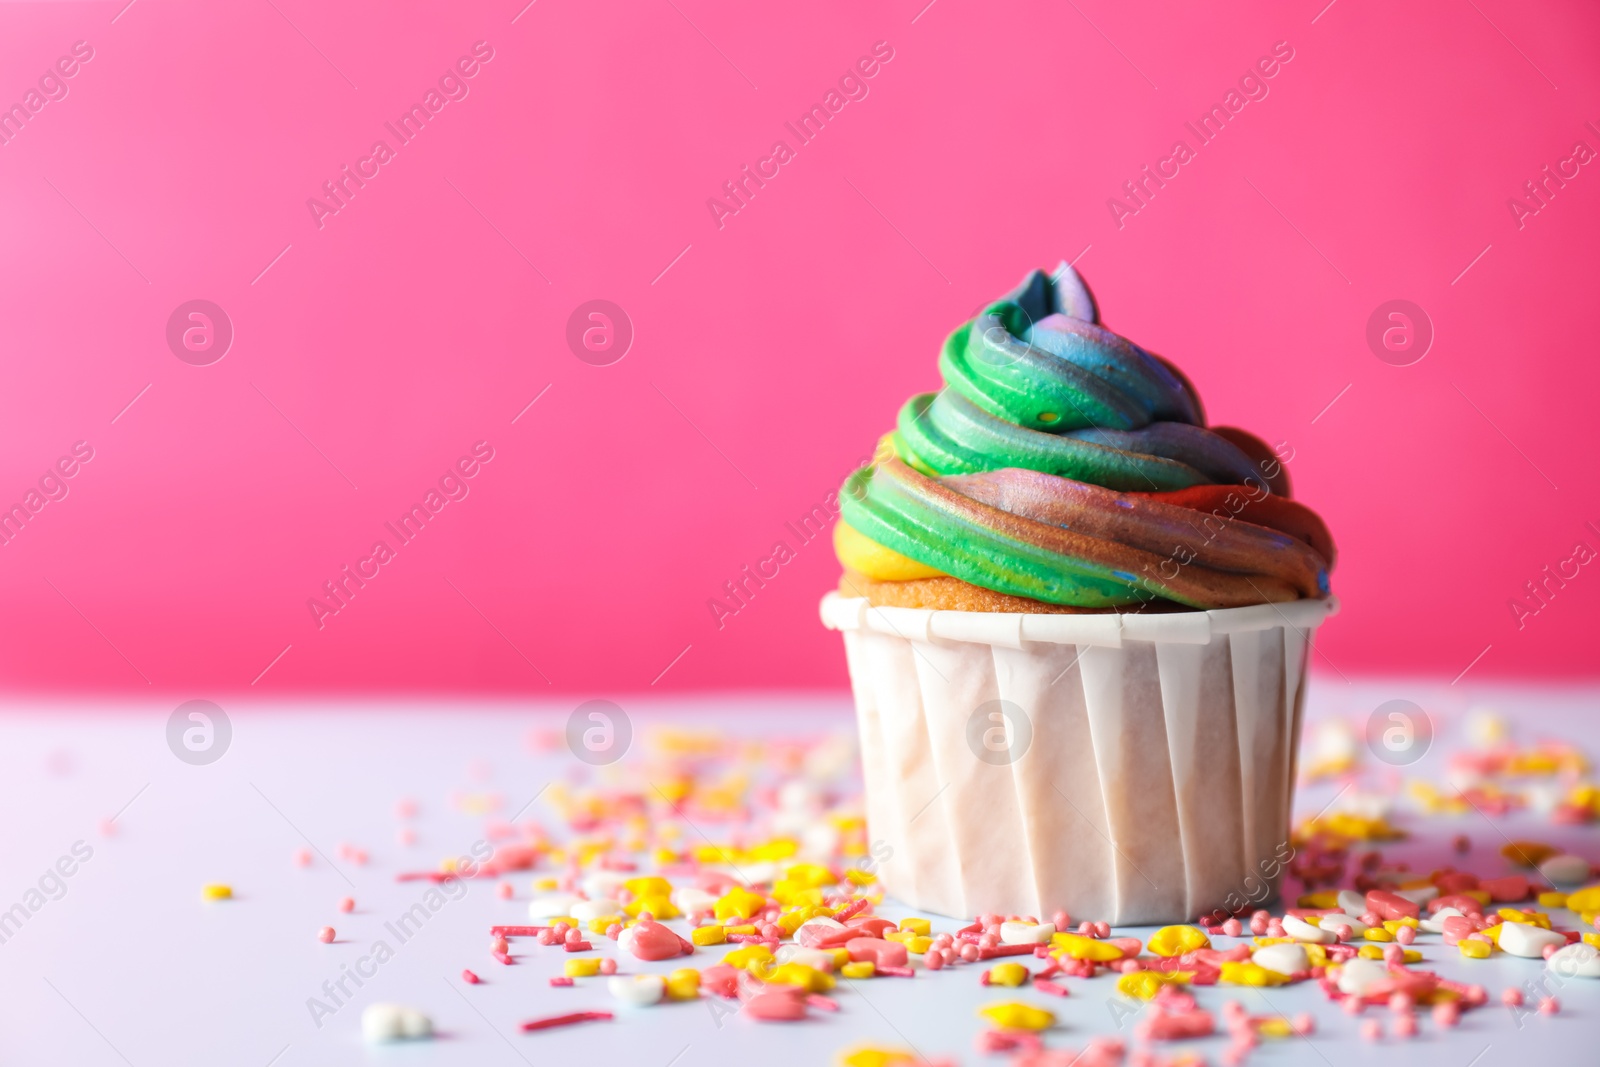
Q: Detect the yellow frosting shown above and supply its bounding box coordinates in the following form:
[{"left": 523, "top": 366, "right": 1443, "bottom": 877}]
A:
[{"left": 834, "top": 521, "right": 946, "bottom": 581}]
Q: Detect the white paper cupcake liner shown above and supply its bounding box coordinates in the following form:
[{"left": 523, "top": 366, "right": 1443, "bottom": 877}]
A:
[{"left": 821, "top": 591, "right": 1338, "bottom": 925}]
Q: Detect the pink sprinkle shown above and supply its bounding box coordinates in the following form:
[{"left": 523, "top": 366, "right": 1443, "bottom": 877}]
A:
[
  {"left": 1388, "top": 992, "right": 1413, "bottom": 1015},
  {"left": 1342, "top": 995, "right": 1365, "bottom": 1016},
  {"left": 606, "top": 923, "right": 622, "bottom": 940},
  {"left": 1222, "top": 919, "right": 1242, "bottom": 937},
  {"left": 834, "top": 898, "right": 870, "bottom": 921},
  {"left": 462, "top": 969, "right": 480, "bottom": 984},
  {"left": 1361, "top": 1019, "right": 1382, "bottom": 1041},
  {"left": 1383, "top": 945, "right": 1404, "bottom": 965},
  {"left": 1332, "top": 924, "right": 1352, "bottom": 942},
  {"left": 537, "top": 930, "right": 557, "bottom": 946},
  {"left": 1432, "top": 1002, "right": 1459, "bottom": 1028},
  {"left": 876, "top": 965, "right": 914, "bottom": 977},
  {"left": 959, "top": 944, "right": 979, "bottom": 962},
  {"left": 547, "top": 977, "right": 575, "bottom": 987},
  {"left": 490, "top": 926, "right": 545, "bottom": 936},
  {"left": 491, "top": 936, "right": 509, "bottom": 954},
  {"left": 564, "top": 928, "right": 583, "bottom": 945},
  {"left": 293, "top": 848, "right": 313, "bottom": 867},
  {"left": 926, "top": 952, "right": 944, "bottom": 971},
  {"left": 338, "top": 897, "right": 355, "bottom": 913},
  {"left": 977, "top": 944, "right": 1034, "bottom": 959},
  {"left": 599, "top": 958, "right": 617, "bottom": 975},
  {"left": 564, "top": 940, "right": 593, "bottom": 952},
  {"left": 497, "top": 883, "right": 513, "bottom": 900},
  {"left": 1052, "top": 910, "right": 1070, "bottom": 930},
  {"left": 318, "top": 927, "right": 335, "bottom": 943},
  {"left": 1035, "top": 979, "right": 1070, "bottom": 998},
  {"left": 1078, "top": 920, "right": 1095, "bottom": 935},
  {"left": 1119, "top": 960, "right": 1141, "bottom": 974},
  {"left": 1393, "top": 1014, "right": 1417, "bottom": 1038},
  {"left": 1094, "top": 922, "right": 1110, "bottom": 938},
  {"left": 1501, "top": 988, "right": 1524, "bottom": 1007},
  {"left": 494, "top": 950, "right": 512, "bottom": 965},
  {"left": 524, "top": 1011, "right": 611, "bottom": 1036},
  {"left": 1292, "top": 1013, "right": 1314, "bottom": 1036},
  {"left": 1395, "top": 925, "right": 1415, "bottom": 946},
  {"left": 1538, "top": 996, "right": 1560, "bottom": 1015},
  {"left": 551, "top": 922, "right": 569, "bottom": 938}
]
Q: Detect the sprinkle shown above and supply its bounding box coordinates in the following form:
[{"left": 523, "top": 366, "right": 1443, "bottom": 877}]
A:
[
  {"left": 318, "top": 927, "right": 335, "bottom": 943},
  {"left": 520, "top": 1010, "right": 613, "bottom": 1031},
  {"left": 201, "top": 884, "right": 232, "bottom": 901},
  {"left": 462, "top": 969, "right": 480, "bottom": 984}
]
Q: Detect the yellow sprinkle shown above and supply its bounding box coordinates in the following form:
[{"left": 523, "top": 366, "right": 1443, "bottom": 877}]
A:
[
  {"left": 1148, "top": 925, "right": 1210, "bottom": 957},
  {"left": 768, "top": 963, "right": 834, "bottom": 992},
  {"left": 988, "top": 962, "right": 1029, "bottom": 987},
  {"left": 626, "top": 894, "right": 680, "bottom": 919},
  {"left": 1582, "top": 932, "right": 1600, "bottom": 949},
  {"left": 1498, "top": 908, "right": 1551, "bottom": 929},
  {"left": 1298, "top": 891, "right": 1341, "bottom": 909},
  {"left": 1538, "top": 891, "right": 1568, "bottom": 909},
  {"left": 588, "top": 916, "right": 624, "bottom": 934},
  {"left": 724, "top": 924, "right": 758, "bottom": 936},
  {"left": 830, "top": 947, "right": 852, "bottom": 970},
  {"left": 1051, "top": 932, "right": 1125, "bottom": 961},
  {"left": 977, "top": 1002, "right": 1055, "bottom": 1031},
  {"left": 1363, "top": 928, "right": 1394, "bottom": 942},
  {"left": 838, "top": 1046, "right": 919, "bottom": 1067},
  {"left": 532, "top": 877, "right": 559, "bottom": 891},
  {"left": 714, "top": 886, "right": 767, "bottom": 921},
  {"left": 1117, "top": 971, "right": 1191, "bottom": 999},
  {"left": 898, "top": 917, "right": 931, "bottom": 936},
  {"left": 776, "top": 910, "right": 810, "bottom": 936},
  {"left": 1357, "top": 945, "right": 1386, "bottom": 960},
  {"left": 907, "top": 936, "right": 933, "bottom": 954},
  {"left": 691, "top": 925, "right": 727, "bottom": 946},
  {"left": 845, "top": 869, "right": 878, "bottom": 886},
  {"left": 785, "top": 863, "right": 837, "bottom": 889},
  {"left": 884, "top": 930, "right": 913, "bottom": 944},
  {"left": 1381, "top": 918, "right": 1419, "bottom": 932},
  {"left": 1256, "top": 1018, "right": 1295, "bottom": 1039},
  {"left": 1458, "top": 939, "right": 1492, "bottom": 959},
  {"left": 200, "top": 884, "right": 232, "bottom": 901},
  {"left": 724, "top": 944, "right": 774, "bottom": 970},
  {"left": 564, "top": 958, "right": 601, "bottom": 977},
  {"left": 1565, "top": 884, "right": 1600, "bottom": 913},
  {"left": 840, "top": 961, "right": 876, "bottom": 979},
  {"left": 665, "top": 968, "right": 701, "bottom": 1001},
  {"left": 1219, "top": 961, "right": 1291, "bottom": 987}
]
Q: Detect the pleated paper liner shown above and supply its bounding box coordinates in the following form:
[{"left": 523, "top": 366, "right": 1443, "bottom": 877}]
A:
[{"left": 821, "top": 592, "right": 1338, "bottom": 925}]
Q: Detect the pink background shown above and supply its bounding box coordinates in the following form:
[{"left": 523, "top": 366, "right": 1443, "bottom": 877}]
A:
[{"left": 1, "top": 0, "right": 1596, "bottom": 696}]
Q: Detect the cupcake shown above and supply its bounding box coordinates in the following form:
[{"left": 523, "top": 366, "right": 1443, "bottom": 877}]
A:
[{"left": 821, "top": 262, "right": 1337, "bottom": 924}]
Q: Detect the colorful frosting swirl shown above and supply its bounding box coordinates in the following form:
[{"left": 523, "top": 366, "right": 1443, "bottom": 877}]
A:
[{"left": 835, "top": 263, "right": 1335, "bottom": 610}]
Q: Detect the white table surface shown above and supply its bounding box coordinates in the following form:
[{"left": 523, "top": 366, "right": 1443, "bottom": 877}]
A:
[{"left": 1, "top": 680, "right": 1596, "bottom": 1067}]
